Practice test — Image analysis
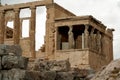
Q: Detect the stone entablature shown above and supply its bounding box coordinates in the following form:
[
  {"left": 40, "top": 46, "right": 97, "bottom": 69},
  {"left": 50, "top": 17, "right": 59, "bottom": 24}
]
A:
[{"left": 55, "top": 16, "right": 106, "bottom": 34}]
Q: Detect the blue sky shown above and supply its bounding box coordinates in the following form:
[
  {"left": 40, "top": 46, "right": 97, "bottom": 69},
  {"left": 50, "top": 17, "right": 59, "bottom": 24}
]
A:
[{"left": 1, "top": 0, "right": 120, "bottom": 59}]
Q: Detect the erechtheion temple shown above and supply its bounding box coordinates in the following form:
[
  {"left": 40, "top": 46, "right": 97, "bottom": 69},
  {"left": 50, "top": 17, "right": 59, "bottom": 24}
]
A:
[{"left": 0, "top": 0, "right": 114, "bottom": 70}]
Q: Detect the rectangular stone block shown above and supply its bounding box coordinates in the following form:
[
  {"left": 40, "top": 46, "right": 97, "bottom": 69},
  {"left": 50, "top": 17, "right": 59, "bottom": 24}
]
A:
[
  {"left": 55, "top": 72, "right": 74, "bottom": 80},
  {"left": 2, "top": 55, "right": 28, "bottom": 70},
  {"left": 25, "top": 71, "right": 56, "bottom": 80},
  {"left": 41, "top": 71, "right": 56, "bottom": 80},
  {"left": 0, "top": 44, "right": 22, "bottom": 56},
  {"left": 49, "top": 60, "right": 71, "bottom": 71},
  {"left": 2, "top": 69, "right": 26, "bottom": 80},
  {"left": 1, "top": 69, "right": 56, "bottom": 80},
  {"left": 0, "top": 44, "right": 8, "bottom": 56},
  {"left": 5, "top": 45, "right": 22, "bottom": 56}
]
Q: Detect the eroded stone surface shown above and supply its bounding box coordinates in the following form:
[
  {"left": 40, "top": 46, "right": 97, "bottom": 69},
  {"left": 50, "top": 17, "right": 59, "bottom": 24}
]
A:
[
  {"left": 0, "top": 44, "right": 8, "bottom": 56},
  {"left": 5, "top": 45, "right": 22, "bottom": 56},
  {"left": 91, "top": 59, "right": 120, "bottom": 80},
  {"left": 0, "top": 44, "right": 22, "bottom": 56},
  {"left": 33, "top": 59, "right": 70, "bottom": 72},
  {"left": 55, "top": 72, "right": 74, "bottom": 80},
  {"left": 0, "top": 69, "right": 57, "bottom": 80},
  {"left": 0, "top": 57, "right": 1, "bottom": 70},
  {"left": 2, "top": 55, "right": 28, "bottom": 70}
]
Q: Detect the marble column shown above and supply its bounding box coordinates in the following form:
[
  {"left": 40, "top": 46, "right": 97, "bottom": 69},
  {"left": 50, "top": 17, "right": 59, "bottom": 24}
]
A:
[
  {"left": 84, "top": 25, "right": 89, "bottom": 48},
  {"left": 68, "top": 25, "right": 74, "bottom": 49},
  {"left": 0, "top": 10, "right": 5, "bottom": 44},
  {"left": 30, "top": 6, "right": 36, "bottom": 58},
  {"left": 14, "top": 8, "right": 20, "bottom": 44}
]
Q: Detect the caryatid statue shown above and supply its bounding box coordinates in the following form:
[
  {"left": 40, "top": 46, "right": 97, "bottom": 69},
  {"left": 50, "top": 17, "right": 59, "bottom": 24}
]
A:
[
  {"left": 89, "top": 28, "right": 95, "bottom": 49},
  {"left": 96, "top": 31, "right": 102, "bottom": 53},
  {"left": 84, "top": 25, "right": 89, "bottom": 48},
  {"left": 68, "top": 26, "right": 75, "bottom": 49}
]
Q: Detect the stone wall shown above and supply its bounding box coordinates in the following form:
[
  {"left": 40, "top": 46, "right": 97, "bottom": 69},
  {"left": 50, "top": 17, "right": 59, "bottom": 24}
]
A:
[
  {"left": 20, "top": 38, "right": 31, "bottom": 58},
  {"left": 45, "top": 3, "right": 76, "bottom": 59},
  {"left": 4, "top": 38, "right": 31, "bottom": 58},
  {"left": 55, "top": 49, "right": 90, "bottom": 69},
  {"left": 89, "top": 50, "right": 107, "bottom": 71}
]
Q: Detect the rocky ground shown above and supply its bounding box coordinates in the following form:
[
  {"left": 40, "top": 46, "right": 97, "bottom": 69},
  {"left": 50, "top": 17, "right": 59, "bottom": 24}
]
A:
[
  {"left": 0, "top": 44, "right": 95, "bottom": 80},
  {"left": 91, "top": 58, "right": 120, "bottom": 80},
  {"left": 2, "top": 44, "right": 120, "bottom": 80}
]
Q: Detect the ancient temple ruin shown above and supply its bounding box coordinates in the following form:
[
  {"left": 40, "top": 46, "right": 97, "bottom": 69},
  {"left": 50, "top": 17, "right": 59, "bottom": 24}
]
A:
[{"left": 0, "top": 0, "right": 114, "bottom": 71}]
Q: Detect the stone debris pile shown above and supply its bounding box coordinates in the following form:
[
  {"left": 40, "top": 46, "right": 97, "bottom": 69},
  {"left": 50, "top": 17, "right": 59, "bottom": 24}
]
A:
[
  {"left": 91, "top": 59, "right": 120, "bottom": 80},
  {"left": 0, "top": 44, "right": 29, "bottom": 80},
  {"left": 30, "top": 58, "right": 95, "bottom": 80},
  {"left": 32, "top": 59, "right": 71, "bottom": 72}
]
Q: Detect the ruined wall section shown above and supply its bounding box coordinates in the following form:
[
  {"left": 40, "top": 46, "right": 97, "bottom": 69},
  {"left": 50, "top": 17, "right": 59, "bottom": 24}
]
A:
[
  {"left": 45, "top": 3, "right": 75, "bottom": 59},
  {"left": 45, "top": 4, "right": 55, "bottom": 59},
  {"left": 55, "top": 50, "right": 90, "bottom": 69}
]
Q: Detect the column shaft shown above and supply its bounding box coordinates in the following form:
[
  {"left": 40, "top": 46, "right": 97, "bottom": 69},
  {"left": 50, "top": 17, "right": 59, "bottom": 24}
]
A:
[
  {"left": 89, "top": 28, "right": 95, "bottom": 49},
  {"left": 14, "top": 8, "right": 20, "bottom": 44},
  {"left": 30, "top": 6, "right": 36, "bottom": 58}
]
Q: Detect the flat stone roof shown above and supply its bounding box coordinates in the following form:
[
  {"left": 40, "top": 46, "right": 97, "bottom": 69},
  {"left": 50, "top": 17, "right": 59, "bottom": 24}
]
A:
[{"left": 55, "top": 15, "right": 107, "bottom": 31}]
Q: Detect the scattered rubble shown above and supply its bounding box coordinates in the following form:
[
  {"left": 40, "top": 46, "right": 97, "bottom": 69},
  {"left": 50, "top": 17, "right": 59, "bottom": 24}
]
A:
[
  {"left": 91, "top": 59, "right": 120, "bottom": 80},
  {"left": 32, "top": 58, "right": 70, "bottom": 72},
  {"left": 0, "top": 44, "right": 96, "bottom": 80}
]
